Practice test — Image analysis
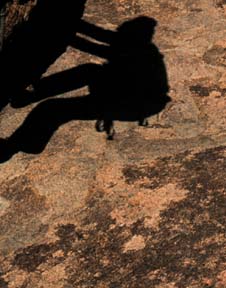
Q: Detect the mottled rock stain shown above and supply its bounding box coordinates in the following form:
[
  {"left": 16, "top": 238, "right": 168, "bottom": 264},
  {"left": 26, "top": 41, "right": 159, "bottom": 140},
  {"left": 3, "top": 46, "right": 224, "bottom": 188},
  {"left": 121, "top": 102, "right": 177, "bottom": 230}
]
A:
[{"left": 1, "top": 145, "right": 226, "bottom": 287}]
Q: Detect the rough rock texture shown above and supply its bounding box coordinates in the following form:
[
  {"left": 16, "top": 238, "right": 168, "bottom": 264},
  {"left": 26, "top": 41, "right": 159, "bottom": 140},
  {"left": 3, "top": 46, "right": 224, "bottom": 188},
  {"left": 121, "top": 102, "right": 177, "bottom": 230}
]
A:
[
  {"left": 0, "top": 0, "right": 226, "bottom": 287},
  {"left": 4, "top": 0, "right": 37, "bottom": 40}
]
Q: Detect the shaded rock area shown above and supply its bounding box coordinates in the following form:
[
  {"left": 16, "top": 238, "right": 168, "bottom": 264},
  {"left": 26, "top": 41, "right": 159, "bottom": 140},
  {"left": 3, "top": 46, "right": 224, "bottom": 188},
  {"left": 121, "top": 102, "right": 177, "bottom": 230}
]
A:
[
  {"left": 0, "top": 0, "right": 226, "bottom": 287},
  {"left": 3, "top": 0, "right": 37, "bottom": 40}
]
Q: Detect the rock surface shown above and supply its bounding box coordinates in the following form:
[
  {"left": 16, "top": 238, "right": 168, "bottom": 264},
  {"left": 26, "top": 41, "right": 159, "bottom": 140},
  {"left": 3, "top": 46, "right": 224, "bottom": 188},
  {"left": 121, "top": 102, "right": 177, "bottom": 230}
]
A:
[
  {"left": 0, "top": 0, "right": 226, "bottom": 287},
  {"left": 4, "top": 0, "right": 37, "bottom": 40}
]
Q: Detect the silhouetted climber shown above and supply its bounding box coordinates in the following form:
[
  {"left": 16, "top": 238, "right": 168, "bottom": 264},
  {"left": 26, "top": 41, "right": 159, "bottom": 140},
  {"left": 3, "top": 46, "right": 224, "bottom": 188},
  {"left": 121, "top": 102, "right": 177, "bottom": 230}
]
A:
[
  {"left": 27, "top": 19, "right": 115, "bottom": 100},
  {"left": 90, "top": 16, "right": 171, "bottom": 139},
  {"left": 30, "top": 16, "right": 171, "bottom": 140},
  {"left": 0, "top": 16, "right": 171, "bottom": 162}
]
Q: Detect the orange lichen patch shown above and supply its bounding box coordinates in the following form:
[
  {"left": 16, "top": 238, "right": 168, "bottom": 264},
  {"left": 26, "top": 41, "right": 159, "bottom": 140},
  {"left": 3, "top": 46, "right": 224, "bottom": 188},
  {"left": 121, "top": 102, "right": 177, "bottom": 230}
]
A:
[
  {"left": 41, "top": 264, "right": 66, "bottom": 288},
  {"left": 202, "top": 277, "right": 214, "bottom": 287},
  {"left": 148, "top": 270, "right": 177, "bottom": 287},
  {"left": 138, "top": 126, "right": 175, "bottom": 141},
  {"left": 111, "top": 184, "right": 188, "bottom": 228},
  {"left": 148, "top": 269, "right": 161, "bottom": 280},
  {"left": 194, "top": 233, "right": 225, "bottom": 250},
  {"left": 136, "top": 184, "right": 187, "bottom": 227},
  {"left": 3, "top": 269, "right": 27, "bottom": 288},
  {"left": 209, "top": 90, "right": 222, "bottom": 98},
  {"left": 0, "top": 196, "right": 10, "bottom": 217},
  {"left": 123, "top": 235, "right": 146, "bottom": 253},
  {"left": 201, "top": 95, "right": 226, "bottom": 135},
  {"left": 95, "top": 162, "right": 125, "bottom": 193},
  {"left": 216, "top": 270, "right": 226, "bottom": 287},
  {"left": 182, "top": 258, "right": 197, "bottom": 267},
  {"left": 110, "top": 205, "right": 144, "bottom": 227},
  {"left": 110, "top": 209, "right": 130, "bottom": 226},
  {"left": 215, "top": 39, "right": 226, "bottom": 48},
  {"left": 26, "top": 154, "right": 77, "bottom": 182},
  {"left": 155, "top": 283, "right": 177, "bottom": 288},
  {"left": 204, "top": 256, "right": 220, "bottom": 270},
  {"left": 100, "top": 257, "right": 111, "bottom": 267},
  {"left": 208, "top": 96, "right": 226, "bottom": 111},
  {"left": 219, "top": 72, "right": 226, "bottom": 89},
  {"left": 52, "top": 250, "right": 64, "bottom": 258}
]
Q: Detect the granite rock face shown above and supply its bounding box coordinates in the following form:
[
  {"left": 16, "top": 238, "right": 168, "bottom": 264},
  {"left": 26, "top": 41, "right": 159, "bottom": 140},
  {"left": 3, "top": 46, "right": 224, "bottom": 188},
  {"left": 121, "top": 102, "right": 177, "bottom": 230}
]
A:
[{"left": 0, "top": 0, "right": 226, "bottom": 287}]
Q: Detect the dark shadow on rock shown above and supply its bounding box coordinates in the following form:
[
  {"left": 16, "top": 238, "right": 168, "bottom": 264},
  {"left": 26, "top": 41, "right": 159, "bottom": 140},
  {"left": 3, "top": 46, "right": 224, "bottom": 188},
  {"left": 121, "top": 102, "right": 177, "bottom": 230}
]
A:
[
  {"left": 91, "top": 16, "right": 170, "bottom": 138},
  {"left": 0, "top": 96, "right": 97, "bottom": 162},
  {"left": 19, "top": 17, "right": 170, "bottom": 134},
  {"left": 0, "top": 15, "right": 115, "bottom": 110},
  {"left": 0, "top": 0, "right": 88, "bottom": 110},
  {"left": 0, "top": 16, "right": 171, "bottom": 162}
]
